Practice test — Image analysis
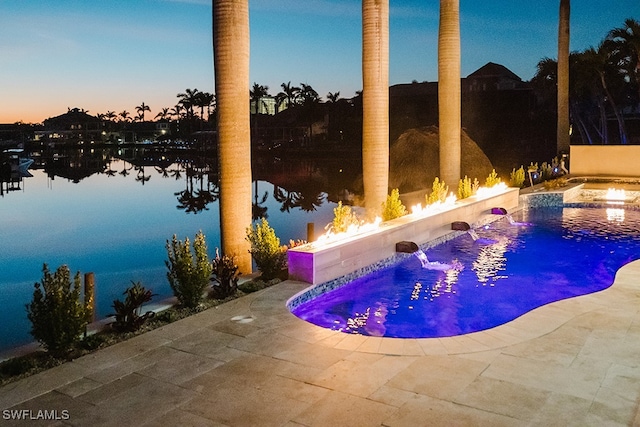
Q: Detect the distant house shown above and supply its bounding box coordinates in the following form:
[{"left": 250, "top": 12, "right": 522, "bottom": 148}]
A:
[
  {"left": 35, "top": 108, "right": 104, "bottom": 145},
  {"left": 464, "top": 62, "right": 528, "bottom": 92}
]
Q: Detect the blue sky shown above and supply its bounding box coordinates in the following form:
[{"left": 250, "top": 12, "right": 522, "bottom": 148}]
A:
[{"left": 1, "top": 0, "right": 637, "bottom": 123}]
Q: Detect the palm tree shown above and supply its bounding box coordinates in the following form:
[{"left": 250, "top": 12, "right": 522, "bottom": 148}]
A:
[
  {"left": 608, "top": 19, "right": 640, "bottom": 99},
  {"left": 557, "top": 0, "right": 570, "bottom": 154},
  {"left": 214, "top": 0, "right": 252, "bottom": 273},
  {"left": 250, "top": 83, "right": 269, "bottom": 139},
  {"left": 177, "top": 88, "right": 200, "bottom": 120},
  {"left": 136, "top": 102, "right": 151, "bottom": 122},
  {"left": 326, "top": 92, "right": 341, "bottom": 103},
  {"left": 154, "top": 108, "right": 169, "bottom": 121},
  {"left": 277, "top": 81, "right": 300, "bottom": 110},
  {"left": 119, "top": 110, "right": 131, "bottom": 122},
  {"left": 438, "top": 0, "right": 461, "bottom": 187},
  {"left": 362, "top": 0, "right": 389, "bottom": 215}
]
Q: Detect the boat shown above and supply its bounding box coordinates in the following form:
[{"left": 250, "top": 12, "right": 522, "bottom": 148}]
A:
[{"left": 2, "top": 149, "right": 34, "bottom": 175}]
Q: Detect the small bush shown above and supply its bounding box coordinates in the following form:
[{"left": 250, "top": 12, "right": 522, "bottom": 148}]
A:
[
  {"left": 381, "top": 188, "right": 407, "bottom": 221},
  {"left": 165, "top": 231, "right": 213, "bottom": 308},
  {"left": 211, "top": 248, "right": 240, "bottom": 299},
  {"left": 457, "top": 176, "right": 479, "bottom": 199},
  {"left": 426, "top": 177, "right": 448, "bottom": 205},
  {"left": 110, "top": 281, "right": 156, "bottom": 332},
  {"left": 485, "top": 169, "right": 501, "bottom": 187},
  {"left": 510, "top": 166, "right": 526, "bottom": 188},
  {"left": 25, "top": 264, "right": 90, "bottom": 357},
  {"left": 246, "top": 218, "right": 287, "bottom": 280},
  {"left": 331, "top": 201, "right": 360, "bottom": 233}
]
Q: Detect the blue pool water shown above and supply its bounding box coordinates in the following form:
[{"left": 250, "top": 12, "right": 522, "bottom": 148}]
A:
[{"left": 291, "top": 207, "right": 640, "bottom": 338}]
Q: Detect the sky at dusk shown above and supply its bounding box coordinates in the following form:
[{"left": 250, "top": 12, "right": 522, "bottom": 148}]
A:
[{"left": 1, "top": 0, "right": 638, "bottom": 124}]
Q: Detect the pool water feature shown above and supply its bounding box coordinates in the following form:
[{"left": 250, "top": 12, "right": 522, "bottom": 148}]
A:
[{"left": 290, "top": 207, "right": 640, "bottom": 338}]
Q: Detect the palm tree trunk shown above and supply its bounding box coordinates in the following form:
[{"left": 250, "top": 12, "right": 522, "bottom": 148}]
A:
[
  {"left": 438, "top": 0, "right": 461, "bottom": 187},
  {"left": 362, "top": 0, "right": 389, "bottom": 216},
  {"left": 213, "top": 0, "right": 252, "bottom": 274},
  {"left": 557, "top": 0, "right": 571, "bottom": 154}
]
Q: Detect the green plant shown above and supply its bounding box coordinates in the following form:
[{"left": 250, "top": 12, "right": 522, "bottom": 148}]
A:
[
  {"left": 426, "top": 177, "right": 449, "bottom": 205},
  {"left": 484, "top": 169, "right": 501, "bottom": 187},
  {"left": 331, "top": 201, "right": 360, "bottom": 233},
  {"left": 457, "top": 176, "right": 479, "bottom": 199},
  {"left": 381, "top": 188, "right": 407, "bottom": 221},
  {"left": 211, "top": 248, "right": 240, "bottom": 299},
  {"left": 25, "top": 264, "right": 90, "bottom": 357},
  {"left": 165, "top": 231, "right": 213, "bottom": 308},
  {"left": 510, "top": 166, "right": 526, "bottom": 188},
  {"left": 246, "top": 218, "right": 287, "bottom": 280},
  {"left": 110, "top": 281, "right": 156, "bottom": 332}
]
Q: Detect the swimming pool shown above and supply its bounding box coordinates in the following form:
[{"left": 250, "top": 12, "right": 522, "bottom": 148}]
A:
[{"left": 290, "top": 207, "right": 640, "bottom": 338}]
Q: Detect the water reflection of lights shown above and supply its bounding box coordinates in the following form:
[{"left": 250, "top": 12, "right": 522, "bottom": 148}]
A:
[
  {"left": 345, "top": 303, "right": 389, "bottom": 336},
  {"left": 472, "top": 237, "right": 510, "bottom": 284},
  {"left": 606, "top": 208, "right": 625, "bottom": 222}
]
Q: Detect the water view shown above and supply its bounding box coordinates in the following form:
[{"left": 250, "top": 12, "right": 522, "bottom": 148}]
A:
[{"left": 0, "top": 146, "right": 359, "bottom": 353}]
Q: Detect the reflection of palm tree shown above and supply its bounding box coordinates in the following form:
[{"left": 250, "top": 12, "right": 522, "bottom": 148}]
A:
[
  {"left": 119, "top": 160, "right": 134, "bottom": 177},
  {"left": 295, "top": 191, "right": 325, "bottom": 212},
  {"left": 273, "top": 186, "right": 298, "bottom": 213},
  {"left": 252, "top": 181, "right": 269, "bottom": 220},
  {"left": 135, "top": 166, "right": 151, "bottom": 185}
]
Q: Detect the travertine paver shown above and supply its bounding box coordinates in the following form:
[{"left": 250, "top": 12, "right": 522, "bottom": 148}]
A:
[{"left": 1, "top": 260, "right": 639, "bottom": 426}]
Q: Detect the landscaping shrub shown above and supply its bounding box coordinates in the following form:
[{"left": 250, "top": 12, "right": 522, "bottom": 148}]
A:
[
  {"left": 510, "top": 166, "right": 526, "bottom": 188},
  {"left": 246, "top": 218, "right": 287, "bottom": 280},
  {"left": 485, "top": 169, "right": 502, "bottom": 187},
  {"left": 25, "top": 264, "right": 91, "bottom": 357},
  {"left": 331, "top": 201, "right": 360, "bottom": 233},
  {"left": 426, "top": 177, "right": 448, "bottom": 205},
  {"left": 110, "top": 281, "right": 155, "bottom": 332},
  {"left": 381, "top": 188, "right": 407, "bottom": 221},
  {"left": 165, "top": 231, "right": 213, "bottom": 308},
  {"left": 457, "top": 176, "right": 479, "bottom": 199},
  {"left": 211, "top": 248, "right": 240, "bottom": 299}
]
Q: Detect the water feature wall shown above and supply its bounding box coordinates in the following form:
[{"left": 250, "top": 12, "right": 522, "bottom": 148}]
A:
[{"left": 288, "top": 187, "right": 520, "bottom": 284}]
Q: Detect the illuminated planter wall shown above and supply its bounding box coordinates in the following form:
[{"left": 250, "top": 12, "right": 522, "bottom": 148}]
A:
[{"left": 288, "top": 187, "right": 520, "bottom": 284}]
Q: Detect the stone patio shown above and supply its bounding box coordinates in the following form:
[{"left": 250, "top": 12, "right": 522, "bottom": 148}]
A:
[{"left": 1, "top": 258, "right": 640, "bottom": 426}]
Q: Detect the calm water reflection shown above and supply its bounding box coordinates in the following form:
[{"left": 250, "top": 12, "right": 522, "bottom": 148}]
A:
[{"left": 0, "top": 147, "right": 359, "bottom": 353}]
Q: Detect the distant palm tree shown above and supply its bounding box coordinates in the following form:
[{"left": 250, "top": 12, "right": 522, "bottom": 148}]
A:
[
  {"left": 119, "top": 110, "right": 131, "bottom": 122},
  {"left": 557, "top": 0, "right": 570, "bottom": 154},
  {"left": 438, "top": 0, "right": 461, "bottom": 186},
  {"left": 250, "top": 83, "right": 269, "bottom": 139},
  {"left": 197, "top": 92, "right": 216, "bottom": 122},
  {"left": 362, "top": 0, "right": 389, "bottom": 215},
  {"left": 155, "top": 108, "right": 170, "bottom": 121},
  {"left": 105, "top": 111, "right": 116, "bottom": 121},
  {"left": 277, "top": 81, "right": 300, "bottom": 110},
  {"left": 299, "top": 83, "right": 320, "bottom": 106},
  {"left": 177, "top": 88, "right": 200, "bottom": 119},
  {"left": 214, "top": 0, "right": 252, "bottom": 273},
  {"left": 326, "top": 92, "right": 341, "bottom": 103},
  {"left": 169, "top": 104, "right": 183, "bottom": 122},
  {"left": 608, "top": 18, "right": 640, "bottom": 99},
  {"left": 136, "top": 102, "right": 151, "bottom": 122}
]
